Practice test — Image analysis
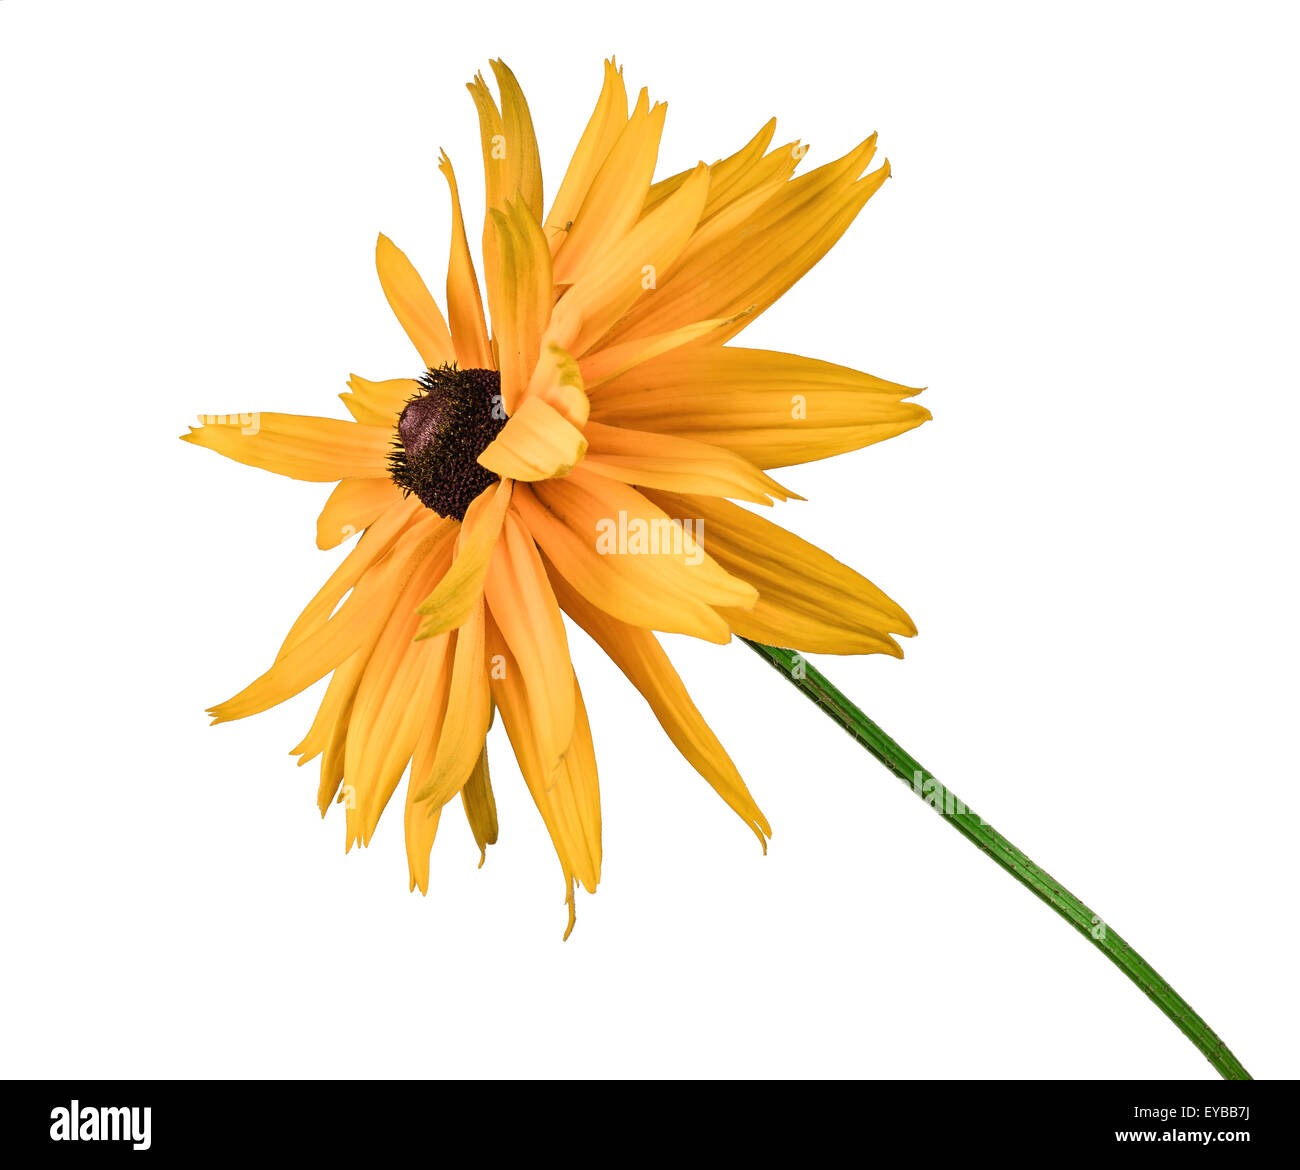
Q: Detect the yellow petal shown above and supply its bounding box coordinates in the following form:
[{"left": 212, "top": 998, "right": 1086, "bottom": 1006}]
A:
[
  {"left": 297, "top": 646, "right": 372, "bottom": 812},
  {"left": 278, "top": 497, "right": 425, "bottom": 660},
  {"left": 648, "top": 130, "right": 805, "bottom": 222},
  {"left": 182, "top": 413, "right": 392, "bottom": 481},
  {"left": 601, "top": 138, "right": 887, "bottom": 347},
  {"left": 522, "top": 340, "right": 589, "bottom": 427},
  {"left": 699, "top": 120, "right": 789, "bottom": 209},
  {"left": 577, "top": 314, "right": 745, "bottom": 390},
  {"left": 344, "top": 541, "right": 457, "bottom": 848},
  {"left": 466, "top": 72, "right": 506, "bottom": 213},
  {"left": 549, "top": 571, "right": 769, "bottom": 846},
  {"left": 405, "top": 636, "right": 457, "bottom": 892},
  {"left": 716, "top": 158, "right": 891, "bottom": 345},
  {"left": 716, "top": 602, "right": 902, "bottom": 657},
  {"left": 439, "top": 152, "right": 493, "bottom": 369},
  {"left": 375, "top": 233, "right": 456, "bottom": 367},
  {"left": 404, "top": 799, "right": 443, "bottom": 895},
  {"left": 466, "top": 72, "right": 506, "bottom": 304},
  {"left": 209, "top": 515, "right": 451, "bottom": 723},
  {"left": 521, "top": 469, "right": 758, "bottom": 638},
  {"left": 482, "top": 511, "right": 575, "bottom": 774},
  {"left": 339, "top": 375, "right": 417, "bottom": 427},
  {"left": 560, "top": 677, "right": 601, "bottom": 886},
  {"left": 547, "top": 162, "right": 710, "bottom": 358},
  {"left": 516, "top": 487, "right": 731, "bottom": 643},
  {"left": 645, "top": 489, "right": 916, "bottom": 654},
  {"left": 580, "top": 420, "right": 797, "bottom": 505},
  {"left": 665, "top": 166, "right": 790, "bottom": 268},
  {"left": 721, "top": 136, "right": 808, "bottom": 196},
  {"left": 459, "top": 745, "right": 498, "bottom": 865},
  {"left": 590, "top": 346, "right": 929, "bottom": 468},
  {"left": 411, "top": 598, "right": 491, "bottom": 809},
  {"left": 476, "top": 396, "right": 587, "bottom": 482},
  {"left": 416, "top": 478, "right": 513, "bottom": 637},
  {"left": 315, "top": 478, "right": 403, "bottom": 550},
  {"left": 553, "top": 470, "right": 757, "bottom": 611},
  {"left": 551, "top": 88, "right": 666, "bottom": 286},
  {"left": 486, "top": 612, "right": 600, "bottom": 910},
  {"left": 467, "top": 64, "right": 544, "bottom": 222},
  {"left": 544, "top": 58, "right": 628, "bottom": 251},
  {"left": 644, "top": 117, "right": 784, "bottom": 217},
  {"left": 484, "top": 200, "right": 553, "bottom": 414},
  {"left": 489, "top": 59, "right": 544, "bottom": 222}
]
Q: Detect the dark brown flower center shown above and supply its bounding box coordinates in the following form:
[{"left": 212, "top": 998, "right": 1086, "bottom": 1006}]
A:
[{"left": 388, "top": 365, "right": 507, "bottom": 521}]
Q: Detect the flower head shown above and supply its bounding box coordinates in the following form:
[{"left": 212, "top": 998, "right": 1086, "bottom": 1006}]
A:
[{"left": 183, "top": 58, "right": 928, "bottom": 935}]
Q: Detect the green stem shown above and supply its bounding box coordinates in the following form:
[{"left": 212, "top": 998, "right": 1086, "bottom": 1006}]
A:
[{"left": 742, "top": 639, "right": 1251, "bottom": 1080}]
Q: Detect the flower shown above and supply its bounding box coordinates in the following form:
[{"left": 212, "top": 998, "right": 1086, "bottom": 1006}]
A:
[{"left": 183, "top": 58, "right": 929, "bottom": 935}]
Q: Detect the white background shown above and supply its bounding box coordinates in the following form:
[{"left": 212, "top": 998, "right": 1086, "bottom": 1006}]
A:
[{"left": 2, "top": 0, "right": 1296, "bottom": 1080}]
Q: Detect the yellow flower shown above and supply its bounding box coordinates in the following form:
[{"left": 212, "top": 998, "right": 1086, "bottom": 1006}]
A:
[{"left": 183, "top": 58, "right": 928, "bottom": 936}]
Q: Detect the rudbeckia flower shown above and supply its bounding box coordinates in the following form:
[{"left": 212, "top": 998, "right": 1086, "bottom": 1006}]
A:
[{"left": 184, "top": 58, "right": 928, "bottom": 935}]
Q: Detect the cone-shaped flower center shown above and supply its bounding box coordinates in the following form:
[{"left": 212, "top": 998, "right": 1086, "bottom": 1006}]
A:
[{"left": 388, "top": 365, "right": 506, "bottom": 520}]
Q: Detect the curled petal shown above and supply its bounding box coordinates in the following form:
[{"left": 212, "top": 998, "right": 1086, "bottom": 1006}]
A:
[{"left": 477, "top": 397, "right": 586, "bottom": 482}]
